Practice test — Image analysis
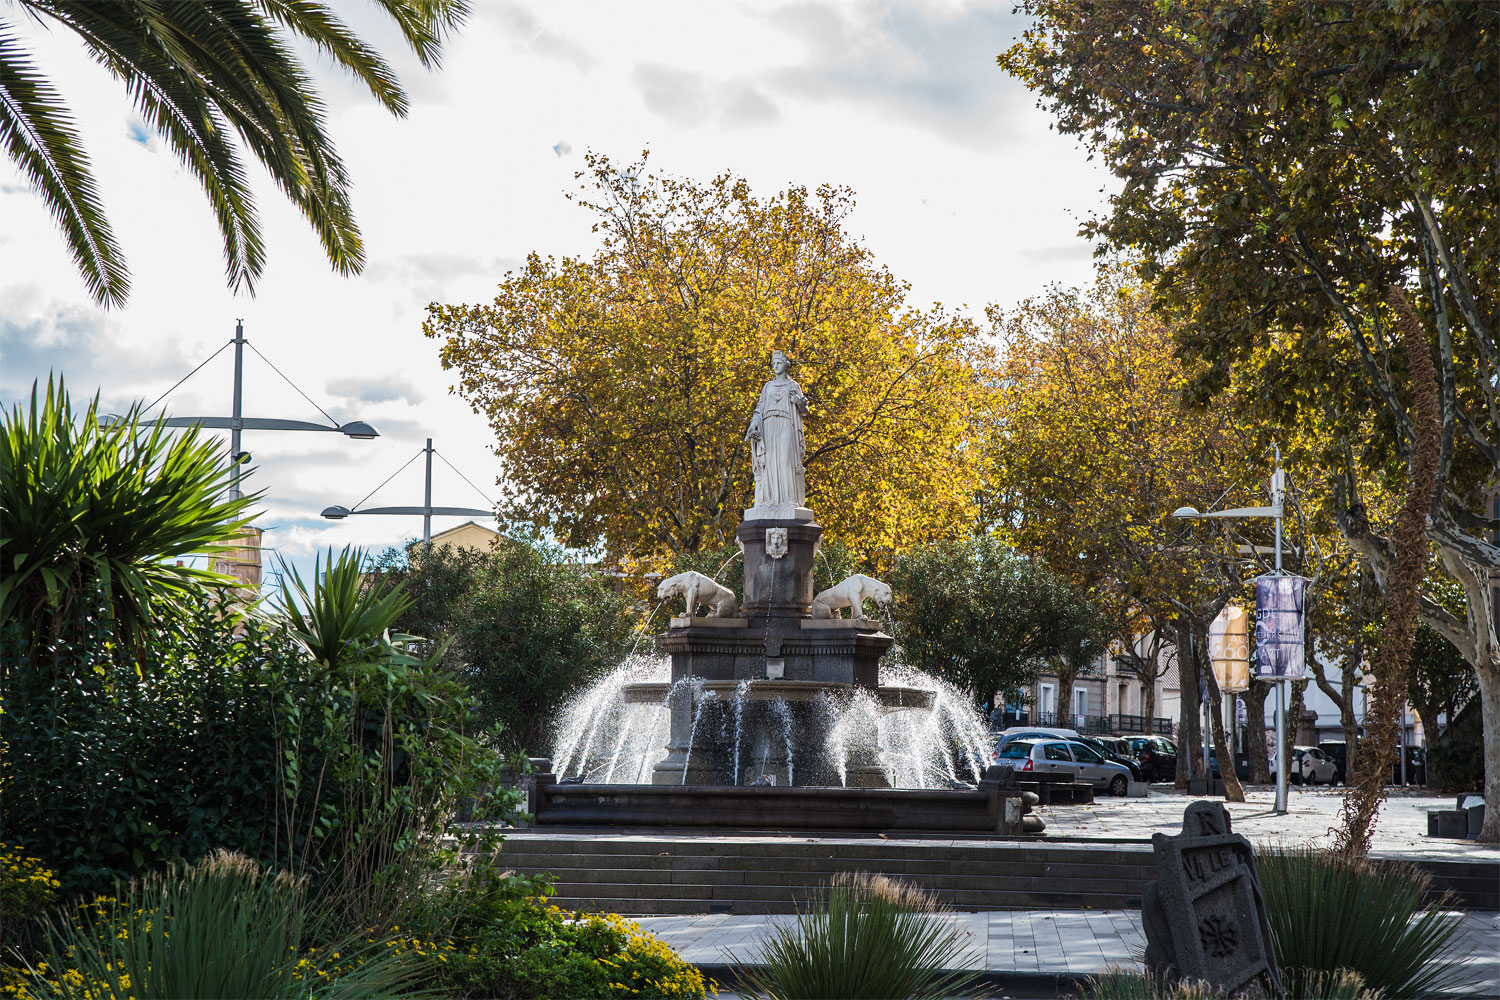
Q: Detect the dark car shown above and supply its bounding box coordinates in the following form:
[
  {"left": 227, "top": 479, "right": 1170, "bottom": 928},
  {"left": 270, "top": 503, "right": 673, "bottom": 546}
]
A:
[
  {"left": 1206, "top": 747, "right": 1251, "bottom": 782},
  {"left": 1072, "top": 735, "right": 1144, "bottom": 782},
  {"left": 1318, "top": 740, "right": 1349, "bottom": 784},
  {"left": 1126, "top": 735, "right": 1177, "bottom": 782},
  {"left": 1392, "top": 746, "right": 1426, "bottom": 785}
]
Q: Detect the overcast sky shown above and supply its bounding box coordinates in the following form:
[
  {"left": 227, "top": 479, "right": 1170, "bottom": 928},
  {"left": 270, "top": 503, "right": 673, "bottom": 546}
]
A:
[{"left": 0, "top": 0, "right": 1111, "bottom": 590}]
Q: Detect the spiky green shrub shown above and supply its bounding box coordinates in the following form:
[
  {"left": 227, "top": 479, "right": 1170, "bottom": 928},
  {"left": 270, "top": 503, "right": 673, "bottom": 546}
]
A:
[
  {"left": 1258, "top": 847, "right": 1473, "bottom": 999},
  {"left": 15, "top": 851, "right": 424, "bottom": 999},
  {"left": 0, "top": 377, "right": 253, "bottom": 648},
  {"left": 733, "top": 872, "right": 981, "bottom": 1000}
]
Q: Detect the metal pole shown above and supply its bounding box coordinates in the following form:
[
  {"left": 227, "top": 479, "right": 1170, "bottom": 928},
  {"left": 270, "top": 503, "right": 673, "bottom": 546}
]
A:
[
  {"left": 230, "top": 320, "right": 245, "bottom": 500},
  {"left": 1275, "top": 680, "right": 1287, "bottom": 812},
  {"left": 1271, "top": 443, "right": 1289, "bottom": 814},
  {"left": 423, "top": 437, "right": 433, "bottom": 544}
]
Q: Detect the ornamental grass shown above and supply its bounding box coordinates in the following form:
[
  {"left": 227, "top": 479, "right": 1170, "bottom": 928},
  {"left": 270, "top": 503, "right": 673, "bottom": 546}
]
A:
[{"left": 732, "top": 871, "right": 982, "bottom": 1000}]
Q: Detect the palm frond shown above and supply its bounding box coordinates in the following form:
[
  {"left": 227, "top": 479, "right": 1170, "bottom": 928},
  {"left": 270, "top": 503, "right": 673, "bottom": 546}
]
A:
[
  {"left": 366, "top": 0, "right": 470, "bottom": 69},
  {"left": 0, "top": 24, "right": 128, "bottom": 306},
  {"left": 9, "top": 1, "right": 470, "bottom": 301}
]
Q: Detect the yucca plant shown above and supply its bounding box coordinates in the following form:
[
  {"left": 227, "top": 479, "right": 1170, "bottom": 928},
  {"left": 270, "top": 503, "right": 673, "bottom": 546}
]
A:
[
  {"left": 279, "top": 545, "right": 416, "bottom": 668},
  {"left": 16, "top": 850, "right": 426, "bottom": 999},
  {"left": 1258, "top": 847, "right": 1474, "bottom": 999},
  {"left": 0, "top": 377, "right": 255, "bottom": 649},
  {"left": 732, "top": 872, "right": 982, "bottom": 1000},
  {"left": 1, "top": 1, "right": 469, "bottom": 307}
]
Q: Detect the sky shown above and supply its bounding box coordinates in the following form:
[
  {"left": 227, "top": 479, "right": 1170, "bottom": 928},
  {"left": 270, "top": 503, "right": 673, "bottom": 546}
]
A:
[{"left": 0, "top": 0, "right": 1113, "bottom": 593}]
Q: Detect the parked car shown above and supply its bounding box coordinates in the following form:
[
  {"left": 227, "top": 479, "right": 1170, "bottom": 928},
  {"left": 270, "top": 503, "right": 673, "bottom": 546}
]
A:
[
  {"left": 1205, "top": 747, "right": 1251, "bottom": 781},
  {"left": 993, "top": 726, "right": 1081, "bottom": 750},
  {"left": 994, "top": 738, "right": 1133, "bottom": 796},
  {"left": 1317, "top": 740, "right": 1349, "bottom": 784},
  {"left": 1126, "top": 735, "right": 1178, "bottom": 782},
  {"left": 1392, "top": 746, "right": 1426, "bottom": 785},
  {"left": 1071, "top": 735, "right": 1145, "bottom": 782},
  {"left": 1270, "top": 745, "right": 1338, "bottom": 785}
]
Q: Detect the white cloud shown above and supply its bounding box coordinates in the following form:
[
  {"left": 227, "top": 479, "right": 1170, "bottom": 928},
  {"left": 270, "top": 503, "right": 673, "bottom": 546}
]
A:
[{"left": 0, "top": 0, "right": 1112, "bottom": 587}]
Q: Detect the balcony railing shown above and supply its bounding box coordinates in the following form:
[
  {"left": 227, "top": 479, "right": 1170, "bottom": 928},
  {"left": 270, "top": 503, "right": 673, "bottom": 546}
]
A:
[{"left": 1006, "top": 712, "right": 1175, "bottom": 737}]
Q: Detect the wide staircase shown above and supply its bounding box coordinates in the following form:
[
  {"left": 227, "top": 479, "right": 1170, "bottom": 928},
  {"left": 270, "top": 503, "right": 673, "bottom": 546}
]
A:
[
  {"left": 495, "top": 833, "right": 1156, "bottom": 915},
  {"left": 494, "top": 831, "right": 1500, "bottom": 915}
]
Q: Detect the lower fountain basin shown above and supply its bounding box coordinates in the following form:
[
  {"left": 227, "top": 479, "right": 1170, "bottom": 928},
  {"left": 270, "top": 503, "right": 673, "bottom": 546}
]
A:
[{"left": 621, "top": 679, "right": 935, "bottom": 710}]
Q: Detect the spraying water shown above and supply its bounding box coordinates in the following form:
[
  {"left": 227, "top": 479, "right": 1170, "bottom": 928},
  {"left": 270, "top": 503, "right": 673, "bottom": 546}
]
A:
[{"left": 550, "top": 653, "right": 993, "bottom": 789}]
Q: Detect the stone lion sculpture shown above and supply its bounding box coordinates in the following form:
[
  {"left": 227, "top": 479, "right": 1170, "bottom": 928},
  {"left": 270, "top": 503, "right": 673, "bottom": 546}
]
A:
[
  {"left": 809, "top": 574, "right": 892, "bottom": 621},
  {"left": 657, "top": 570, "right": 739, "bottom": 618}
]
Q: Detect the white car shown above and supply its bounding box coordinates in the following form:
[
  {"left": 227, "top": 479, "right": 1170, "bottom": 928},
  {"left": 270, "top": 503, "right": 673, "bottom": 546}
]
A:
[{"left": 1270, "top": 745, "right": 1338, "bottom": 785}]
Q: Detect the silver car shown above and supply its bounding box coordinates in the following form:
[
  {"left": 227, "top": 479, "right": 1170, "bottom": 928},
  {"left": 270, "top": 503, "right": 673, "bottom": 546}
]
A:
[{"left": 995, "top": 738, "right": 1133, "bottom": 796}]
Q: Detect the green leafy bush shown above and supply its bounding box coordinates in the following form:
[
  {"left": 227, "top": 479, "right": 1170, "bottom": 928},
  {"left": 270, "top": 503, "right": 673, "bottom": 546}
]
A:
[
  {"left": 734, "top": 872, "right": 981, "bottom": 1000},
  {"left": 12, "top": 851, "right": 422, "bottom": 1000},
  {"left": 0, "top": 577, "right": 520, "bottom": 904},
  {"left": 373, "top": 539, "right": 637, "bottom": 756},
  {"left": 1258, "top": 847, "right": 1473, "bottom": 999}
]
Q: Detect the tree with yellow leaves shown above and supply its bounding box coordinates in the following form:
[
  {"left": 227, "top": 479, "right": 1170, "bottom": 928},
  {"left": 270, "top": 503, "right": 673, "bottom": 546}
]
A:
[
  {"left": 986, "top": 270, "right": 1265, "bottom": 796},
  {"left": 424, "top": 152, "right": 995, "bottom": 572}
]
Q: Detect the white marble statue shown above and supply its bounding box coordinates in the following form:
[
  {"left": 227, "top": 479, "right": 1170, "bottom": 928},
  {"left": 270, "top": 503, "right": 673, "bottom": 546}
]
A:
[
  {"left": 810, "top": 574, "right": 892, "bottom": 621},
  {"left": 745, "top": 350, "right": 808, "bottom": 511},
  {"left": 658, "top": 570, "right": 738, "bottom": 618}
]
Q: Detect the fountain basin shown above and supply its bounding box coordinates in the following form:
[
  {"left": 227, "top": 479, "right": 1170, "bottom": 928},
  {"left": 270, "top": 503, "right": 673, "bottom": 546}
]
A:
[{"left": 621, "top": 679, "right": 935, "bottom": 710}]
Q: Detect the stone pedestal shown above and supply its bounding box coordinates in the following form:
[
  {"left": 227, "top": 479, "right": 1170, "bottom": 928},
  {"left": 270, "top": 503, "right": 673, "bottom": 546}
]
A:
[{"left": 737, "top": 518, "right": 822, "bottom": 619}]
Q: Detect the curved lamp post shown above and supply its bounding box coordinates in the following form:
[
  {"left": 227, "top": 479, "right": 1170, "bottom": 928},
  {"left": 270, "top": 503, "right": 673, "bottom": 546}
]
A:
[
  {"left": 1174, "top": 449, "right": 1292, "bottom": 815},
  {"left": 152, "top": 320, "right": 379, "bottom": 498},
  {"left": 322, "top": 438, "right": 492, "bottom": 543}
]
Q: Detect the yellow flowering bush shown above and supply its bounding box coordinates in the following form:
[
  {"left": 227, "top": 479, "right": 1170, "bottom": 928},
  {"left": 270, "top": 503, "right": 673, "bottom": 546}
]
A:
[
  {"left": 429, "top": 896, "right": 714, "bottom": 999},
  {"left": 0, "top": 845, "right": 60, "bottom": 921}
]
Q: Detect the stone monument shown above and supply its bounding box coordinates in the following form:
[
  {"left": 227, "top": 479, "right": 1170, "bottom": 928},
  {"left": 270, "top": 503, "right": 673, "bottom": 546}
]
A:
[
  {"left": 1142, "top": 802, "right": 1281, "bottom": 997},
  {"left": 651, "top": 350, "right": 900, "bottom": 787}
]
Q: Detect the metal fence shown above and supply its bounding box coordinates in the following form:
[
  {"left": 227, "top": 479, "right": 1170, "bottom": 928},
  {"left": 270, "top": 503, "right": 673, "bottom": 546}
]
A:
[{"left": 1004, "top": 712, "right": 1174, "bottom": 737}]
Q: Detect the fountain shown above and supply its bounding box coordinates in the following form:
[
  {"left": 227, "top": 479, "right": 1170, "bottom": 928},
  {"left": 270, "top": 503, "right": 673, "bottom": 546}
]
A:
[{"left": 549, "top": 350, "right": 995, "bottom": 791}]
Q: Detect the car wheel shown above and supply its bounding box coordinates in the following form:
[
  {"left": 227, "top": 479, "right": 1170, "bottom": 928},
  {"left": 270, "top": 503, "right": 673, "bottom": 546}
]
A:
[{"left": 1109, "top": 775, "right": 1128, "bottom": 797}]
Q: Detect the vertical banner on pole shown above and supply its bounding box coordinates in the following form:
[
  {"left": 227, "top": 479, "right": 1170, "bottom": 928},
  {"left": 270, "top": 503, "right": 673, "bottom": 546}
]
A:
[
  {"left": 1254, "top": 576, "right": 1308, "bottom": 679},
  {"left": 1209, "top": 604, "right": 1251, "bottom": 692}
]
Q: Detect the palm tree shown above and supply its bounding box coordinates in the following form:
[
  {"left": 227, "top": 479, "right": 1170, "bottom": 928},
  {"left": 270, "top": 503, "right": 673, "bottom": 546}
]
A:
[{"left": 0, "top": 1, "right": 468, "bottom": 308}]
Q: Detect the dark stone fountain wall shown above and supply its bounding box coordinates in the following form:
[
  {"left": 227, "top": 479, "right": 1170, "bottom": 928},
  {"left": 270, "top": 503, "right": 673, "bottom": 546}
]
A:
[{"left": 652, "top": 515, "right": 894, "bottom": 787}]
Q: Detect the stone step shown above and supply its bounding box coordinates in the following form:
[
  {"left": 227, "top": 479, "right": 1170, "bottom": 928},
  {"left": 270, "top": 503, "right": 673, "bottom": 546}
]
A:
[
  {"left": 517, "top": 866, "right": 1145, "bottom": 895},
  {"left": 491, "top": 833, "right": 1500, "bottom": 911},
  {"left": 498, "top": 836, "right": 1152, "bottom": 866},
  {"left": 548, "top": 888, "right": 1142, "bottom": 915},
  {"left": 498, "top": 852, "right": 1154, "bottom": 881}
]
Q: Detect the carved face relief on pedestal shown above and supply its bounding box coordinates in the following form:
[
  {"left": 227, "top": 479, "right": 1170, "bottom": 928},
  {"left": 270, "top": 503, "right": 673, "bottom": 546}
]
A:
[{"left": 765, "top": 527, "right": 788, "bottom": 559}]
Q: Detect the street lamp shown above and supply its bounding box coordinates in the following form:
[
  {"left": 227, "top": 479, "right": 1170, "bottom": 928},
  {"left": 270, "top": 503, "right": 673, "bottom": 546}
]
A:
[
  {"left": 1175, "top": 447, "right": 1294, "bottom": 815},
  {"left": 144, "top": 320, "right": 380, "bottom": 498},
  {"left": 321, "top": 438, "right": 493, "bottom": 543}
]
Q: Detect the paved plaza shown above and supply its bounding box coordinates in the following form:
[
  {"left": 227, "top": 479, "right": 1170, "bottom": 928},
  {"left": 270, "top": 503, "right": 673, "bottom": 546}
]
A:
[
  {"left": 631, "top": 788, "right": 1498, "bottom": 997},
  {"left": 1041, "top": 784, "right": 1498, "bottom": 862},
  {"left": 639, "top": 909, "right": 1500, "bottom": 998}
]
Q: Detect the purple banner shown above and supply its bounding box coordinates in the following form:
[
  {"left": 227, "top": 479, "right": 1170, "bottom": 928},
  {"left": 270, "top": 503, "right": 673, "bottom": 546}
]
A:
[{"left": 1254, "top": 575, "right": 1307, "bottom": 679}]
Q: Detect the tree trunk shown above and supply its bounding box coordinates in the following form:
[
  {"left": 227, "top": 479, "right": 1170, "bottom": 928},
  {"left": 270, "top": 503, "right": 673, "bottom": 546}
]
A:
[
  {"left": 1479, "top": 666, "right": 1500, "bottom": 841},
  {"left": 1057, "top": 664, "right": 1076, "bottom": 730},
  {"left": 1200, "top": 638, "right": 1246, "bottom": 803},
  {"left": 1175, "top": 621, "right": 1202, "bottom": 785},
  {"left": 1283, "top": 679, "right": 1308, "bottom": 768},
  {"left": 1413, "top": 702, "right": 1443, "bottom": 791},
  {"left": 1243, "top": 681, "right": 1271, "bottom": 782},
  {"left": 1335, "top": 286, "right": 1443, "bottom": 860},
  {"left": 1142, "top": 679, "right": 1157, "bottom": 734}
]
